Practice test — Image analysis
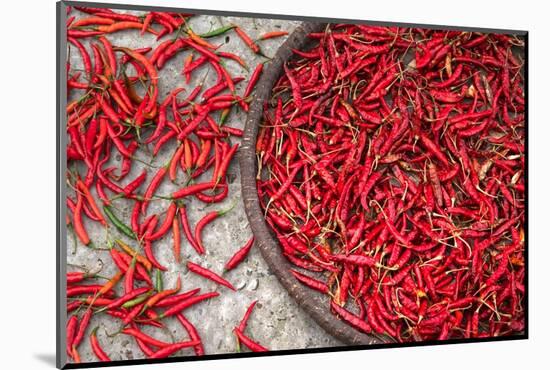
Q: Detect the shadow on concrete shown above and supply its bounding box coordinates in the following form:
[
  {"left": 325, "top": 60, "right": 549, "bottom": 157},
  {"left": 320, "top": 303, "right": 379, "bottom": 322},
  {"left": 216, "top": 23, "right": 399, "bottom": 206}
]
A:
[{"left": 34, "top": 353, "right": 56, "bottom": 367}]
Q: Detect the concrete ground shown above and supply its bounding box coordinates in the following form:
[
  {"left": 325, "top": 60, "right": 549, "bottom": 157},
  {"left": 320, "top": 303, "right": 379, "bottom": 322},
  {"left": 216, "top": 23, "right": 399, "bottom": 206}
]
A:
[{"left": 67, "top": 8, "right": 341, "bottom": 363}]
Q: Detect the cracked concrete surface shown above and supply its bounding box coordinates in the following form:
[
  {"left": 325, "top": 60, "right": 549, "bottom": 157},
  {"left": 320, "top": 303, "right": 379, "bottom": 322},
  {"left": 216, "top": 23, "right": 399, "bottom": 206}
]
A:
[{"left": 66, "top": 7, "right": 341, "bottom": 363}]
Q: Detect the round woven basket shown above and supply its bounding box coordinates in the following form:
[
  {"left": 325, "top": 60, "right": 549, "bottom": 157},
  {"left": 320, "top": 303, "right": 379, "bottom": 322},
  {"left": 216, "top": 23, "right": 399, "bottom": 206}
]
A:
[{"left": 239, "top": 21, "right": 384, "bottom": 346}]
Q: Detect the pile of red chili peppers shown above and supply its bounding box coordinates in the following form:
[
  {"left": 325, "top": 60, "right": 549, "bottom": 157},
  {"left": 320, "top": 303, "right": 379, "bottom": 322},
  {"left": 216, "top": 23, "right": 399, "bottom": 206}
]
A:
[
  {"left": 258, "top": 25, "right": 525, "bottom": 342},
  {"left": 65, "top": 5, "right": 280, "bottom": 363}
]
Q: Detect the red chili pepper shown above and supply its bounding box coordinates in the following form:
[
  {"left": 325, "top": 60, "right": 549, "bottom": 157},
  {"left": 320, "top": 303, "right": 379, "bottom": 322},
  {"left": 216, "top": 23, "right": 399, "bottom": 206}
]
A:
[
  {"left": 68, "top": 37, "right": 92, "bottom": 78},
  {"left": 237, "top": 300, "right": 259, "bottom": 334},
  {"left": 123, "top": 170, "right": 147, "bottom": 197},
  {"left": 176, "top": 107, "right": 211, "bottom": 141},
  {"left": 122, "top": 327, "right": 171, "bottom": 348},
  {"left": 177, "top": 204, "right": 203, "bottom": 255},
  {"left": 66, "top": 315, "right": 78, "bottom": 357},
  {"left": 68, "top": 29, "right": 105, "bottom": 38},
  {"left": 149, "top": 340, "right": 201, "bottom": 359},
  {"left": 171, "top": 181, "right": 220, "bottom": 199},
  {"left": 146, "top": 202, "right": 177, "bottom": 241},
  {"left": 154, "top": 288, "right": 201, "bottom": 308},
  {"left": 76, "top": 179, "right": 107, "bottom": 226},
  {"left": 170, "top": 216, "right": 182, "bottom": 263},
  {"left": 234, "top": 26, "right": 260, "bottom": 54},
  {"left": 72, "top": 308, "right": 93, "bottom": 349},
  {"left": 283, "top": 62, "right": 303, "bottom": 111},
  {"left": 143, "top": 217, "right": 167, "bottom": 271},
  {"left": 176, "top": 314, "right": 205, "bottom": 356},
  {"left": 217, "top": 51, "right": 248, "bottom": 69},
  {"left": 290, "top": 269, "right": 329, "bottom": 293},
  {"left": 331, "top": 254, "right": 377, "bottom": 267},
  {"left": 233, "top": 328, "right": 268, "bottom": 352},
  {"left": 194, "top": 204, "right": 235, "bottom": 253},
  {"left": 419, "top": 134, "right": 449, "bottom": 167},
  {"left": 124, "top": 257, "right": 137, "bottom": 294},
  {"left": 187, "top": 261, "right": 236, "bottom": 291},
  {"left": 243, "top": 63, "right": 264, "bottom": 98},
  {"left": 98, "top": 36, "right": 117, "bottom": 77},
  {"left": 90, "top": 327, "right": 110, "bottom": 361},
  {"left": 224, "top": 236, "right": 255, "bottom": 271},
  {"left": 142, "top": 166, "right": 167, "bottom": 214},
  {"left": 73, "top": 190, "right": 90, "bottom": 246},
  {"left": 159, "top": 292, "right": 220, "bottom": 318},
  {"left": 214, "top": 144, "right": 239, "bottom": 184}
]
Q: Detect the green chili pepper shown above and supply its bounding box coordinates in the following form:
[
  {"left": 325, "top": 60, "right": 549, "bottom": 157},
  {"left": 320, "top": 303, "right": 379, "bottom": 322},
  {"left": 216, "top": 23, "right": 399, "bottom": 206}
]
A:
[
  {"left": 219, "top": 108, "right": 230, "bottom": 126},
  {"left": 122, "top": 291, "right": 153, "bottom": 309},
  {"left": 199, "top": 24, "right": 236, "bottom": 38},
  {"left": 155, "top": 269, "right": 163, "bottom": 292},
  {"left": 103, "top": 205, "right": 136, "bottom": 240}
]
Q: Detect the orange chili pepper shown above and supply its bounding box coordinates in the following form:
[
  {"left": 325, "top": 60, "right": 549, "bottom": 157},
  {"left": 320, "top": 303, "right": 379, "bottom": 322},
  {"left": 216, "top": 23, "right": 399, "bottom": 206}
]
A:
[{"left": 115, "top": 239, "right": 153, "bottom": 271}]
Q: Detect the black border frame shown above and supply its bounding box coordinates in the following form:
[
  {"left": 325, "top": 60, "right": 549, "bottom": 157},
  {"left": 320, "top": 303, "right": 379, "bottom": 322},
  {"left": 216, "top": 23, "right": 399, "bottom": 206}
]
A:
[{"left": 56, "top": 1, "right": 528, "bottom": 369}]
